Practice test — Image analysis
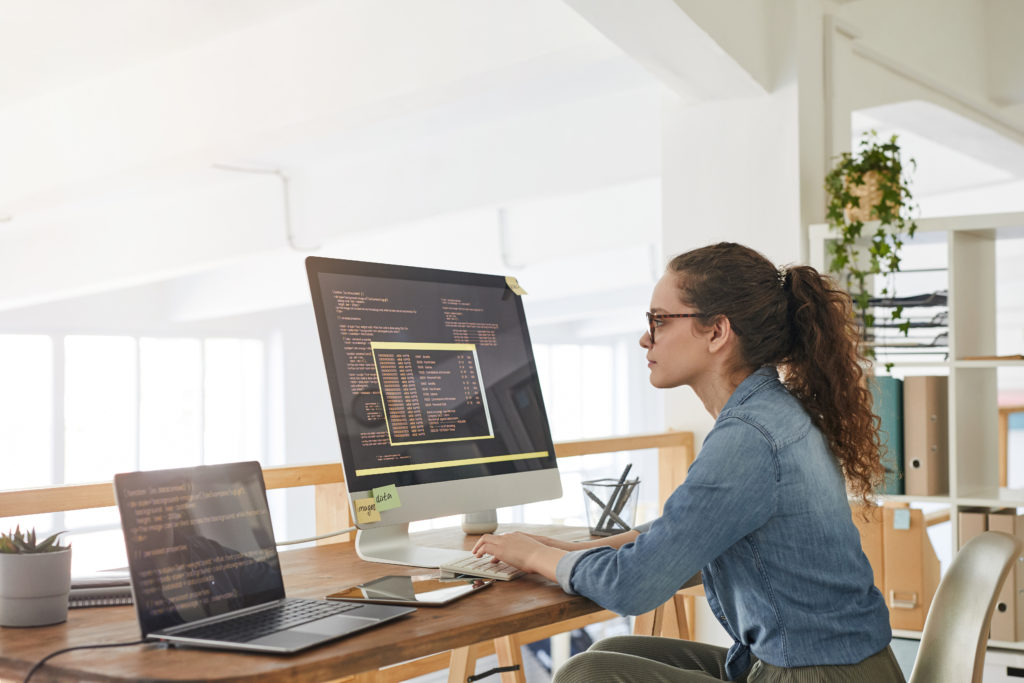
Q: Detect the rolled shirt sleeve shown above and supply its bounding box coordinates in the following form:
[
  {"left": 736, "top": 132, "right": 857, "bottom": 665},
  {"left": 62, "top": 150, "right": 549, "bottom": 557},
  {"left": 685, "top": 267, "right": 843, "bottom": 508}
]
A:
[{"left": 561, "top": 417, "right": 778, "bottom": 616}]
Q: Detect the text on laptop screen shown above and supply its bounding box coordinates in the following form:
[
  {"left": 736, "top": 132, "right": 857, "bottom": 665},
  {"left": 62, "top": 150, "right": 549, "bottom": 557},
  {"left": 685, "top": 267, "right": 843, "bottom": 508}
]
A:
[{"left": 116, "top": 462, "right": 285, "bottom": 636}]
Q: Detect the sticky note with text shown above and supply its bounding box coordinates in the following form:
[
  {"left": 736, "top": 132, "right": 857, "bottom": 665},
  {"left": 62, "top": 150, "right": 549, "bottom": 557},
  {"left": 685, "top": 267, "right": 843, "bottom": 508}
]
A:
[
  {"left": 505, "top": 275, "right": 527, "bottom": 296},
  {"left": 354, "top": 497, "right": 381, "bottom": 523},
  {"left": 372, "top": 484, "right": 401, "bottom": 511}
]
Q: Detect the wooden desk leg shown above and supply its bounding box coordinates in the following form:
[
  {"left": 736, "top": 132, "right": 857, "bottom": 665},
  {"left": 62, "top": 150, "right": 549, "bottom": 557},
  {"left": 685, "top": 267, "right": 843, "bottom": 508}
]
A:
[
  {"left": 674, "top": 593, "right": 694, "bottom": 640},
  {"left": 633, "top": 600, "right": 666, "bottom": 636},
  {"left": 494, "top": 634, "right": 527, "bottom": 683},
  {"left": 448, "top": 642, "right": 483, "bottom": 683}
]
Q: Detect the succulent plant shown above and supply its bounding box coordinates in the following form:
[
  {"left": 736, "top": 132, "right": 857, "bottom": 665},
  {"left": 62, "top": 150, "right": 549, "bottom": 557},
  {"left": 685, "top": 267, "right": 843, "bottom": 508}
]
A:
[{"left": 0, "top": 526, "right": 69, "bottom": 554}]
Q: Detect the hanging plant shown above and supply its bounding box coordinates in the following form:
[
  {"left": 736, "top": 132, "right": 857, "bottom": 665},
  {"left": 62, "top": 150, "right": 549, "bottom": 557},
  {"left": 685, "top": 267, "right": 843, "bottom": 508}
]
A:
[{"left": 824, "top": 130, "right": 918, "bottom": 358}]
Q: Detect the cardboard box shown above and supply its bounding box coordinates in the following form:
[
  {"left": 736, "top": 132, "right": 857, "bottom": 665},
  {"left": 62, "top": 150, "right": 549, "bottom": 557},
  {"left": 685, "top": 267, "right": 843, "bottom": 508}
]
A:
[
  {"left": 903, "top": 376, "right": 948, "bottom": 496},
  {"left": 851, "top": 504, "right": 884, "bottom": 593},
  {"left": 882, "top": 506, "right": 940, "bottom": 631},
  {"left": 958, "top": 508, "right": 988, "bottom": 549}
]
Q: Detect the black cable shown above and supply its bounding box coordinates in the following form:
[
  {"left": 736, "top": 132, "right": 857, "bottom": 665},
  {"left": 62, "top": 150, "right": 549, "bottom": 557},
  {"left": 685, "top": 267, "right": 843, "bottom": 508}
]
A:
[
  {"left": 23, "top": 639, "right": 146, "bottom": 683},
  {"left": 467, "top": 664, "right": 521, "bottom": 682}
]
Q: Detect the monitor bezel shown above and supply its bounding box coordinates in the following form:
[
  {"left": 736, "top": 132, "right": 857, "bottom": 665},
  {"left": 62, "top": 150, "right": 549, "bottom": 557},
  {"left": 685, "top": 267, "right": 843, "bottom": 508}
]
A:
[{"left": 304, "top": 256, "right": 561, "bottom": 534}]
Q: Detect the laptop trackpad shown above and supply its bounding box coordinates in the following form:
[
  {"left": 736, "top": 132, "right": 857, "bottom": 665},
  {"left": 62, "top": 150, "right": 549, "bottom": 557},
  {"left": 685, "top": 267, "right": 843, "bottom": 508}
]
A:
[
  {"left": 245, "top": 616, "right": 370, "bottom": 650},
  {"left": 294, "top": 614, "right": 375, "bottom": 637}
]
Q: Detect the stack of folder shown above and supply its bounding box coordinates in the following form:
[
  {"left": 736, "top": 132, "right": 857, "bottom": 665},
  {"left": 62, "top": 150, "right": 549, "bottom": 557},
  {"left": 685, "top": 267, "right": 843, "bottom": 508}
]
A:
[
  {"left": 959, "top": 508, "right": 1024, "bottom": 642},
  {"left": 869, "top": 375, "right": 948, "bottom": 497},
  {"left": 852, "top": 504, "right": 940, "bottom": 631}
]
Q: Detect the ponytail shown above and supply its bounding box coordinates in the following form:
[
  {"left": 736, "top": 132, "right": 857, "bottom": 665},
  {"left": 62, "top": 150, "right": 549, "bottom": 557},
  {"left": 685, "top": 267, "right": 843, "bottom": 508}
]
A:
[
  {"left": 782, "top": 266, "right": 884, "bottom": 506},
  {"left": 668, "top": 243, "right": 883, "bottom": 506}
]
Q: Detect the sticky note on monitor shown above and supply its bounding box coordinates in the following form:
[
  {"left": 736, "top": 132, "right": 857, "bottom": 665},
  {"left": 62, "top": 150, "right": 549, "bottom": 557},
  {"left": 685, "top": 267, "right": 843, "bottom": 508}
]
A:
[
  {"left": 372, "top": 484, "right": 401, "bottom": 511},
  {"left": 354, "top": 497, "right": 381, "bottom": 523},
  {"left": 505, "top": 275, "right": 527, "bottom": 296}
]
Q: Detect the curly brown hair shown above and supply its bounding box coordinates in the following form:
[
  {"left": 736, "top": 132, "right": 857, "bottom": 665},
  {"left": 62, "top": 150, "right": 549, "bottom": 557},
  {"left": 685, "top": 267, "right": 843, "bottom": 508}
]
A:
[{"left": 667, "top": 242, "right": 884, "bottom": 506}]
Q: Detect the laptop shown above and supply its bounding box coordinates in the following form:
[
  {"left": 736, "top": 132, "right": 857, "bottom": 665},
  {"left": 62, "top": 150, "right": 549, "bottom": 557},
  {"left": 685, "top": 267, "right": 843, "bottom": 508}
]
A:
[{"left": 114, "top": 461, "right": 415, "bottom": 653}]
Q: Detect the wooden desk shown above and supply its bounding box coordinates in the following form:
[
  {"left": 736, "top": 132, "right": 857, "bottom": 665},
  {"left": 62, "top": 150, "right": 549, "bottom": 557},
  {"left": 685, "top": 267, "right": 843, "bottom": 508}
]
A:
[{"left": 0, "top": 525, "right": 605, "bottom": 682}]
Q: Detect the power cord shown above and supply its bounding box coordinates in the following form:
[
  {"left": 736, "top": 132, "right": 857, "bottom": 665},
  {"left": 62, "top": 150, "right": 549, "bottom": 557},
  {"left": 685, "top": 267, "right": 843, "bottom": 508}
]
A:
[
  {"left": 23, "top": 639, "right": 146, "bottom": 683},
  {"left": 275, "top": 526, "right": 357, "bottom": 546}
]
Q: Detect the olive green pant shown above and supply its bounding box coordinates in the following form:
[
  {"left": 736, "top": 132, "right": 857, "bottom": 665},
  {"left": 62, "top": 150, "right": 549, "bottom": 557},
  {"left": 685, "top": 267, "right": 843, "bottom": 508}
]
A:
[{"left": 551, "top": 636, "right": 906, "bottom": 683}]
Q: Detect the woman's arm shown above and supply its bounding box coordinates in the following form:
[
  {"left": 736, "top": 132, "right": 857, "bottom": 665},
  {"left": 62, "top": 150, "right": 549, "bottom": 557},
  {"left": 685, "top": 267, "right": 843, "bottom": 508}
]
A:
[{"left": 519, "top": 529, "right": 640, "bottom": 551}]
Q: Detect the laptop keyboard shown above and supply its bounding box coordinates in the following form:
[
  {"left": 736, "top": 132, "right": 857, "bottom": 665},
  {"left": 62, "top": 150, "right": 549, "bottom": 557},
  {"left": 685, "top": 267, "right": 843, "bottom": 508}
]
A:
[{"left": 173, "top": 598, "right": 360, "bottom": 643}]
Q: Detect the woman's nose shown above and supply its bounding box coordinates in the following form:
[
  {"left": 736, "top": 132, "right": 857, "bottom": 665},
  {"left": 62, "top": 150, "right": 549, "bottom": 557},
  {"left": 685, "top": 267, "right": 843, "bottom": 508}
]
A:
[{"left": 640, "top": 330, "right": 652, "bottom": 349}]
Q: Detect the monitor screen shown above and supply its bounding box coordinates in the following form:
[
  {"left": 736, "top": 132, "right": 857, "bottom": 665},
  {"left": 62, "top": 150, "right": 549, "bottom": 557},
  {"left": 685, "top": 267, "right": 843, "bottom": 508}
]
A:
[{"left": 306, "top": 257, "right": 561, "bottom": 566}]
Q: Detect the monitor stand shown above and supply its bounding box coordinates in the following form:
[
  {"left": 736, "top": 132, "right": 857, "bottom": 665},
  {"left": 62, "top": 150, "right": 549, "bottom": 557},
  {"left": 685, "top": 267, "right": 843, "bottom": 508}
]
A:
[{"left": 354, "top": 523, "right": 473, "bottom": 568}]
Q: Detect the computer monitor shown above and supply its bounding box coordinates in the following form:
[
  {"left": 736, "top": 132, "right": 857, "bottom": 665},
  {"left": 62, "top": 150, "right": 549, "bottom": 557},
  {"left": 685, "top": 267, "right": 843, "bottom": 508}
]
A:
[{"left": 306, "top": 257, "right": 561, "bottom": 568}]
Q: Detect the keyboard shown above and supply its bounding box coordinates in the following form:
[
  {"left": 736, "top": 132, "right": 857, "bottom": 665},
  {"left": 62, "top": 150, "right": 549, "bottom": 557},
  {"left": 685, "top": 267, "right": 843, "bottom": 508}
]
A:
[
  {"left": 171, "top": 598, "right": 359, "bottom": 643},
  {"left": 439, "top": 554, "right": 525, "bottom": 581}
]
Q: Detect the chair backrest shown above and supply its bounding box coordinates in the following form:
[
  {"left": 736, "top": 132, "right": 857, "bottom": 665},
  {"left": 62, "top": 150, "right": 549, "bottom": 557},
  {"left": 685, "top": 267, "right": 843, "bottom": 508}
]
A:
[{"left": 909, "top": 530, "right": 1022, "bottom": 683}]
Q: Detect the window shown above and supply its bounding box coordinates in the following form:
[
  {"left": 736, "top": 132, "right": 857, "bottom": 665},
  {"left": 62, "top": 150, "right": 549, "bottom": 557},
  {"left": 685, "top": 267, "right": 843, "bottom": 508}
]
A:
[
  {"left": 0, "top": 335, "right": 53, "bottom": 489},
  {"left": 65, "top": 336, "right": 138, "bottom": 482},
  {"left": 140, "top": 337, "right": 202, "bottom": 470},
  {"left": 0, "top": 334, "right": 265, "bottom": 573},
  {"left": 0, "top": 335, "right": 55, "bottom": 537}
]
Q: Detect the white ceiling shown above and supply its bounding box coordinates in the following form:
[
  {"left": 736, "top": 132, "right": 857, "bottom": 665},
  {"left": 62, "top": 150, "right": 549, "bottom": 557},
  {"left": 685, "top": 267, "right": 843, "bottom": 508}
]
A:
[
  {"left": 0, "top": 0, "right": 322, "bottom": 108},
  {"left": 3, "top": 0, "right": 1024, "bottom": 343}
]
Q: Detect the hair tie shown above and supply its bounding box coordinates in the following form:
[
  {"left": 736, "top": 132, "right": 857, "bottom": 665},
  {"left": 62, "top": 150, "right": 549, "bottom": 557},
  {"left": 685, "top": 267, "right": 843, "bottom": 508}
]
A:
[{"left": 777, "top": 266, "right": 789, "bottom": 288}]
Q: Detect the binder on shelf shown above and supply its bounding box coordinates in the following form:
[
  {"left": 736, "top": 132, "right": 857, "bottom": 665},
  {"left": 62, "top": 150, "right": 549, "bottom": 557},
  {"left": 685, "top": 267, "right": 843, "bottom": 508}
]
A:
[
  {"left": 957, "top": 507, "right": 988, "bottom": 548},
  {"left": 987, "top": 510, "right": 1024, "bottom": 642},
  {"left": 870, "top": 376, "right": 904, "bottom": 495},
  {"left": 882, "top": 506, "right": 940, "bottom": 631},
  {"left": 903, "top": 376, "right": 948, "bottom": 496}
]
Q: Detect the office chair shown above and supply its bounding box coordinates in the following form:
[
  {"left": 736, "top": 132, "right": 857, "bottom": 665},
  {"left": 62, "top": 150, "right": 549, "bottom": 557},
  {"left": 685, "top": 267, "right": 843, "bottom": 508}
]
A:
[{"left": 908, "top": 530, "right": 1022, "bottom": 683}]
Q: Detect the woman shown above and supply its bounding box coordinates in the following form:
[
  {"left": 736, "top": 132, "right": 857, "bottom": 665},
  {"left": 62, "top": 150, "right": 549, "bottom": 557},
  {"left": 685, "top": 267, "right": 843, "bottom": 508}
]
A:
[{"left": 472, "top": 242, "right": 903, "bottom": 682}]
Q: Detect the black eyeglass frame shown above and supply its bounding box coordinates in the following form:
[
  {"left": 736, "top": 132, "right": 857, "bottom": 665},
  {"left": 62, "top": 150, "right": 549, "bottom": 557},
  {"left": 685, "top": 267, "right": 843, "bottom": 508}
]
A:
[{"left": 646, "top": 311, "right": 704, "bottom": 344}]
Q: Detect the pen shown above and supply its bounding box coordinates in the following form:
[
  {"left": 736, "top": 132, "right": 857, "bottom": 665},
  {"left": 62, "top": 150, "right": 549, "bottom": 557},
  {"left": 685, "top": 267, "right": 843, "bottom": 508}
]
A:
[
  {"left": 583, "top": 487, "right": 632, "bottom": 533},
  {"left": 596, "top": 463, "right": 632, "bottom": 532}
]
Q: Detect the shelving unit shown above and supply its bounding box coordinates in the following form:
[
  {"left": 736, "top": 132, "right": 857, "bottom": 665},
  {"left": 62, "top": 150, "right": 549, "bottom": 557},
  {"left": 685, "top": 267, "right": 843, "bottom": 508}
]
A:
[{"left": 810, "top": 211, "right": 1024, "bottom": 649}]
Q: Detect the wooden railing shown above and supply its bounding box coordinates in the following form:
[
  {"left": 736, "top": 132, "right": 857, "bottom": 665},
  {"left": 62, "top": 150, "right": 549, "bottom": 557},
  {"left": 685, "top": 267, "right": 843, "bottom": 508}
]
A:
[
  {"left": 0, "top": 431, "right": 695, "bottom": 528},
  {"left": 0, "top": 431, "right": 696, "bottom": 683}
]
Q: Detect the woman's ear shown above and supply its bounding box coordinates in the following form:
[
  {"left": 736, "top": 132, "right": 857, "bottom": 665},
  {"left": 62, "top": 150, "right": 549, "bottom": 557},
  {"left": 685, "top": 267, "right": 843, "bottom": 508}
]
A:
[{"left": 707, "top": 315, "right": 734, "bottom": 354}]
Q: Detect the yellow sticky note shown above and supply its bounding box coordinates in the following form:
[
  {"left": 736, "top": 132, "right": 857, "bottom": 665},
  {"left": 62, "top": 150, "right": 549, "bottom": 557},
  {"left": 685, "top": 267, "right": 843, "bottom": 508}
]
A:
[
  {"left": 505, "top": 275, "right": 527, "bottom": 296},
  {"left": 354, "top": 497, "right": 380, "bottom": 523},
  {"left": 372, "top": 484, "right": 401, "bottom": 512}
]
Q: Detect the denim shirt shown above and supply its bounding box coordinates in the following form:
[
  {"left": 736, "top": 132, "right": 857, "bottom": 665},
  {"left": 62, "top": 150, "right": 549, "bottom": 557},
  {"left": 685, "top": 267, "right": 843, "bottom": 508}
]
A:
[{"left": 556, "top": 366, "right": 891, "bottom": 680}]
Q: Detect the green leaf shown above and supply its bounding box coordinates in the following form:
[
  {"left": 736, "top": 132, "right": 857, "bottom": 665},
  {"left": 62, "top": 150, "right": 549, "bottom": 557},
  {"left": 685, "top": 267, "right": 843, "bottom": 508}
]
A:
[{"left": 823, "top": 129, "right": 917, "bottom": 346}]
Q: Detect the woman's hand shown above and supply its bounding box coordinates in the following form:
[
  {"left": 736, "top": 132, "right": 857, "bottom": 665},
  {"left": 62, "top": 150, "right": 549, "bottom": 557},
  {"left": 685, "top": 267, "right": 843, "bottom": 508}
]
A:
[{"left": 471, "top": 532, "right": 566, "bottom": 582}]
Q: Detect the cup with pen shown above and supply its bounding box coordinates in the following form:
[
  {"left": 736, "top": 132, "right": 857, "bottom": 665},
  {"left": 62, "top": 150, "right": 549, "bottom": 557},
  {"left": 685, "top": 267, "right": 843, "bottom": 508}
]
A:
[{"left": 582, "top": 464, "right": 639, "bottom": 537}]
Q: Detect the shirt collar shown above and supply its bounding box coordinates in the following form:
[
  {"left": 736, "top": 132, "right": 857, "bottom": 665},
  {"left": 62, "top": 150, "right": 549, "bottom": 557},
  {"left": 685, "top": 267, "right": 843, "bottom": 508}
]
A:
[{"left": 721, "top": 365, "right": 779, "bottom": 412}]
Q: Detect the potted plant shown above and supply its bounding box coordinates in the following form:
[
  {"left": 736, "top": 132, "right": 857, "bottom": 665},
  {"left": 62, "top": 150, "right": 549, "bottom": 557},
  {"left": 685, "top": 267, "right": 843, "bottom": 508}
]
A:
[
  {"left": 824, "top": 130, "right": 918, "bottom": 358},
  {"left": 0, "top": 526, "right": 71, "bottom": 627}
]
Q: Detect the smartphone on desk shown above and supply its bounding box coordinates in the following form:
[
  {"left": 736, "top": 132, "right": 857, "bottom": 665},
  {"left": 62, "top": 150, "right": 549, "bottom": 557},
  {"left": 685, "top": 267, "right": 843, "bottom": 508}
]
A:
[{"left": 327, "top": 575, "right": 494, "bottom": 606}]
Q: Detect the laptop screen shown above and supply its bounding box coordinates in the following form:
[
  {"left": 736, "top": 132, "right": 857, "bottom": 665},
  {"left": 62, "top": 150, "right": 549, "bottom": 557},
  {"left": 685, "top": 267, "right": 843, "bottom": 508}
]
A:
[{"left": 114, "top": 461, "right": 286, "bottom": 636}]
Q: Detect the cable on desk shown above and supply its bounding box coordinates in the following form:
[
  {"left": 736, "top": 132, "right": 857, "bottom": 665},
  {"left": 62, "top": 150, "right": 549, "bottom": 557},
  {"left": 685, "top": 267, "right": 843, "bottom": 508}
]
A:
[
  {"left": 276, "top": 526, "right": 357, "bottom": 546},
  {"left": 23, "top": 639, "right": 146, "bottom": 683},
  {"left": 467, "top": 664, "right": 521, "bottom": 681}
]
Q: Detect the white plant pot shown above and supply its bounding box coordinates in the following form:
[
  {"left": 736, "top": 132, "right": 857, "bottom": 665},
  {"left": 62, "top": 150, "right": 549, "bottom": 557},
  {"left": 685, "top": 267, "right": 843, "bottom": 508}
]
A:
[{"left": 0, "top": 548, "right": 72, "bottom": 627}]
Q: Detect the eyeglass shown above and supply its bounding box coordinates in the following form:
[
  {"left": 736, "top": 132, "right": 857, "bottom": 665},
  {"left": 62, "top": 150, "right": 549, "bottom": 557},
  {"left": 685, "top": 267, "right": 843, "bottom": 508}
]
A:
[{"left": 646, "top": 311, "right": 703, "bottom": 344}]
